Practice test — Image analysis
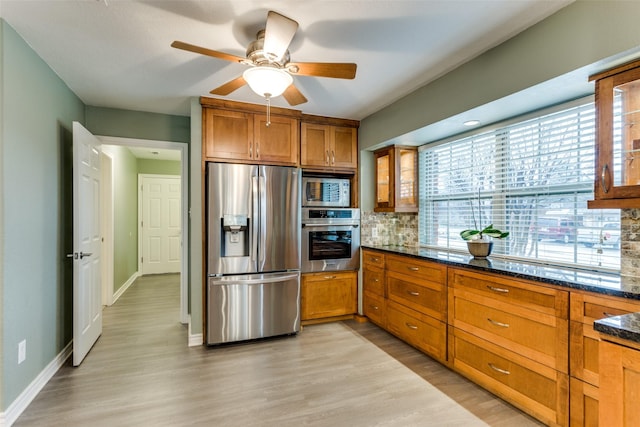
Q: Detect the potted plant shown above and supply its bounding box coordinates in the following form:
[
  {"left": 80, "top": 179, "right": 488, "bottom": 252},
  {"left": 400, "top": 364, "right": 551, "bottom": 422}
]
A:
[{"left": 459, "top": 192, "right": 509, "bottom": 258}]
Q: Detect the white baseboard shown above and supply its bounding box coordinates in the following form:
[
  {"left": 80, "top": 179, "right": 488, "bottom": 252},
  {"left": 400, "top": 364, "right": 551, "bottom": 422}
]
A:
[
  {"left": 112, "top": 271, "right": 140, "bottom": 303},
  {"left": 1, "top": 342, "right": 73, "bottom": 427},
  {"left": 188, "top": 315, "right": 203, "bottom": 347}
]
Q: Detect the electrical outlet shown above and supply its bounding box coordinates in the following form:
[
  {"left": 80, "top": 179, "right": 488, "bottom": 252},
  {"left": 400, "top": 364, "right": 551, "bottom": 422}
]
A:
[
  {"left": 372, "top": 228, "right": 378, "bottom": 238},
  {"left": 18, "top": 340, "right": 26, "bottom": 364}
]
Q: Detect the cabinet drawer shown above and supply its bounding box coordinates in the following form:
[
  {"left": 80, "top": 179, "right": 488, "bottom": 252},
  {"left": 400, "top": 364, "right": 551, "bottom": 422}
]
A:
[
  {"left": 570, "top": 320, "right": 601, "bottom": 386},
  {"left": 451, "top": 329, "right": 568, "bottom": 427},
  {"left": 362, "top": 249, "right": 385, "bottom": 269},
  {"left": 570, "top": 377, "right": 599, "bottom": 427},
  {"left": 570, "top": 291, "right": 640, "bottom": 324},
  {"left": 363, "top": 265, "right": 385, "bottom": 297},
  {"left": 449, "top": 267, "right": 568, "bottom": 318},
  {"left": 387, "top": 271, "right": 446, "bottom": 321},
  {"left": 386, "top": 254, "right": 446, "bottom": 283},
  {"left": 451, "top": 294, "right": 565, "bottom": 371},
  {"left": 386, "top": 301, "right": 446, "bottom": 362},
  {"left": 363, "top": 291, "right": 386, "bottom": 327}
]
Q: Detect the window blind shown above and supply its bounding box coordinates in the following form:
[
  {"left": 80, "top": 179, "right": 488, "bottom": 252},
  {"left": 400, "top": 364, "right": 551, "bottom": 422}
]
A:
[{"left": 419, "top": 102, "right": 620, "bottom": 271}]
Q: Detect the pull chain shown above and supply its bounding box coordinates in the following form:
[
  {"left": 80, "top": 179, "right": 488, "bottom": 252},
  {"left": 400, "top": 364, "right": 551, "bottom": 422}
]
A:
[{"left": 265, "top": 93, "right": 272, "bottom": 127}]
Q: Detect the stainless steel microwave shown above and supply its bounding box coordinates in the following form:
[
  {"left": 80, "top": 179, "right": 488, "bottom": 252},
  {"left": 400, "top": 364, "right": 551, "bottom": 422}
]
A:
[{"left": 302, "top": 177, "right": 350, "bottom": 207}]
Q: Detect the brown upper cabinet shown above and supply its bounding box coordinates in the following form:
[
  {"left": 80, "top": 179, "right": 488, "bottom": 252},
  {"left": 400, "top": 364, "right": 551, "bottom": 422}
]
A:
[
  {"left": 589, "top": 59, "right": 640, "bottom": 208},
  {"left": 301, "top": 115, "right": 358, "bottom": 172},
  {"left": 201, "top": 97, "right": 300, "bottom": 166},
  {"left": 374, "top": 145, "right": 418, "bottom": 212}
]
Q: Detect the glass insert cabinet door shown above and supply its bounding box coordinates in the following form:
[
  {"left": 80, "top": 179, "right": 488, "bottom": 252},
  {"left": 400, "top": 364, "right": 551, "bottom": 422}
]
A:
[
  {"left": 591, "top": 61, "right": 640, "bottom": 204},
  {"left": 373, "top": 145, "right": 418, "bottom": 212}
]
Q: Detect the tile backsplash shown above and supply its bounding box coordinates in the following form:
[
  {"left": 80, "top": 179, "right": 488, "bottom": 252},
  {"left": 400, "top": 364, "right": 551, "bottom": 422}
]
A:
[
  {"left": 361, "top": 211, "right": 418, "bottom": 247},
  {"left": 622, "top": 208, "right": 640, "bottom": 278},
  {"left": 361, "top": 208, "right": 640, "bottom": 279}
]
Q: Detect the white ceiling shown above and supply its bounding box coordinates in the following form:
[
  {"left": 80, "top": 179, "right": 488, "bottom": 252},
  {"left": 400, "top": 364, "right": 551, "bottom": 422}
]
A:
[{"left": 0, "top": 0, "right": 573, "bottom": 121}]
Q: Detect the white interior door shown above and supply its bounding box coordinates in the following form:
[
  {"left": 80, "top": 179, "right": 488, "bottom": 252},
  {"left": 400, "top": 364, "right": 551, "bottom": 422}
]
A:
[
  {"left": 141, "top": 175, "right": 181, "bottom": 275},
  {"left": 72, "top": 122, "right": 102, "bottom": 366}
]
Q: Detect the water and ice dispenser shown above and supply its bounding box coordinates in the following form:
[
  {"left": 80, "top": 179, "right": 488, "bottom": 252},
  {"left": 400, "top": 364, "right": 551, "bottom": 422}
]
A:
[{"left": 221, "top": 214, "right": 249, "bottom": 257}]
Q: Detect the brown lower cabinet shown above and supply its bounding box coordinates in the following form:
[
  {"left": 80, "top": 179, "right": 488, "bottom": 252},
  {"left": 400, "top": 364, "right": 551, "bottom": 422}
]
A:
[
  {"left": 301, "top": 271, "right": 357, "bottom": 322},
  {"left": 569, "top": 291, "right": 640, "bottom": 426},
  {"left": 360, "top": 249, "right": 640, "bottom": 426}
]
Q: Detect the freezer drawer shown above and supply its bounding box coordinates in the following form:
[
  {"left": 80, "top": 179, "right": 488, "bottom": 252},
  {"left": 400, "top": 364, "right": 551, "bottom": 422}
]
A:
[{"left": 207, "top": 272, "right": 301, "bottom": 345}]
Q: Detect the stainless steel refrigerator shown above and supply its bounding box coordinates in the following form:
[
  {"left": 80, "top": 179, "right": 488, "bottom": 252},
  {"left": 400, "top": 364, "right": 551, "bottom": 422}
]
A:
[{"left": 206, "top": 162, "right": 301, "bottom": 345}]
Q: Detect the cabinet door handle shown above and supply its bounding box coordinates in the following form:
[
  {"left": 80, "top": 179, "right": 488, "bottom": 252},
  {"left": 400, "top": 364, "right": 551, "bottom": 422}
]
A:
[
  {"left": 487, "top": 318, "right": 510, "bottom": 328},
  {"left": 373, "top": 278, "right": 380, "bottom": 282},
  {"left": 249, "top": 142, "right": 253, "bottom": 158},
  {"left": 407, "top": 290, "right": 420, "bottom": 296},
  {"left": 487, "top": 285, "right": 509, "bottom": 294},
  {"left": 603, "top": 312, "right": 617, "bottom": 318},
  {"left": 326, "top": 150, "right": 330, "bottom": 165},
  {"left": 324, "top": 275, "right": 337, "bottom": 279},
  {"left": 370, "top": 305, "right": 379, "bottom": 311},
  {"left": 407, "top": 267, "right": 420, "bottom": 271},
  {"left": 488, "top": 363, "right": 510, "bottom": 375},
  {"left": 370, "top": 257, "right": 380, "bottom": 262},
  {"left": 405, "top": 322, "right": 418, "bottom": 330},
  {"left": 256, "top": 143, "right": 260, "bottom": 159},
  {"left": 332, "top": 150, "right": 335, "bottom": 165},
  {"left": 601, "top": 164, "right": 610, "bottom": 194}
]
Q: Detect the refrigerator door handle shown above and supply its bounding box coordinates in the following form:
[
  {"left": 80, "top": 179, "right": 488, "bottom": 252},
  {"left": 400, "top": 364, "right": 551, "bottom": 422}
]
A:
[
  {"left": 258, "top": 172, "right": 267, "bottom": 269},
  {"left": 251, "top": 174, "right": 259, "bottom": 264},
  {"left": 209, "top": 273, "right": 300, "bottom": 285}
]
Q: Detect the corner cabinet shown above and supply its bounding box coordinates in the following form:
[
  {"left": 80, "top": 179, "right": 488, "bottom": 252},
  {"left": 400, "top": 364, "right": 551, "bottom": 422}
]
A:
[
  {"left": 374, "top": 145, "right": 418, "bottom": 212},
  {"left": 300, "top": 115, "right": 359, "bottom": 172},
  {"left": 201, "top": 98, "right": 300, "bottom": 166},
  {"left": 589, "top": 59, "right": 640, "bottom": 208}
]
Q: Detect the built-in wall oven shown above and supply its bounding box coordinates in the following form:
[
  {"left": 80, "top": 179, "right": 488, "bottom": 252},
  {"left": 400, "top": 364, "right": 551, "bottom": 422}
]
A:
[{"left": 301, "top": 208, "right": 360, "bottom": 272}]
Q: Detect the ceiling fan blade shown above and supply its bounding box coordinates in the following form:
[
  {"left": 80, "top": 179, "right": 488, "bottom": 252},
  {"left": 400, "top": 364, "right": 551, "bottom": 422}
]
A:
[
  {"left": 282, "top": 84, "right": 308, "bottom": 106},
  {"left": 263, "top": 11, "right": 299, "bottom": 62},
  {"left": 287, "top": 62, "right": 357, "bottom": 79},
  {"left": 171, "top": 41, "right": 245, "bottom": 63},
  {"left": 210, "top": 76, "right": 247, "bottom": 96}
]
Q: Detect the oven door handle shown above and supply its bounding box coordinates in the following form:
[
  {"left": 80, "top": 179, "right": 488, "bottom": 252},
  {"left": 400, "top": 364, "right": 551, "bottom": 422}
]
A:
[{"left": 302, "top": 223, "right": 359, "bottom": 228}]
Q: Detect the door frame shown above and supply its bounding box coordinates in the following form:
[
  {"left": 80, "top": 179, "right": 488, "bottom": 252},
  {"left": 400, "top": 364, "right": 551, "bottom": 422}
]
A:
[
  {"left": 138, "top": 174, "right": 182, "bottom": 275},
  {"left": 101, "top": 152, "right": 114, "bottom": 306},
  {"left": 98, "top": 136, "right": 189, "bottom": 325}
]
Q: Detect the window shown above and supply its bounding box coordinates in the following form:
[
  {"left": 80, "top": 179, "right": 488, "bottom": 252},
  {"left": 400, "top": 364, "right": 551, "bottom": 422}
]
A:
[{"left": 419, "top": 101, "right": 620, "bottom": 271}]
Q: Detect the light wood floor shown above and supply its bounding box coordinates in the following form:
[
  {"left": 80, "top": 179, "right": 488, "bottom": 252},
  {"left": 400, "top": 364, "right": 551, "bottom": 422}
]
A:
[{"left": 15, "top": 274, "right": 543, "bottom": 426}]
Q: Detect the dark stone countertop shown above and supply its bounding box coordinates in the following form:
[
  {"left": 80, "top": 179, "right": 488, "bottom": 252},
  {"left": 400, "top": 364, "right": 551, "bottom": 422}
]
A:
[
  {"left": 362, "top": 244, "right": 640, "bottom": 300},
  {"left": 594, "top": 313, "right": 640, "bottom": 345}
]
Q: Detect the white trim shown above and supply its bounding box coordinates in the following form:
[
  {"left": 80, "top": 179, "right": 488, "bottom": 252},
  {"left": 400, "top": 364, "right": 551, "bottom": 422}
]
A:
[
  {"left": 188, "top": 316, "right": 203, "bottom": 347},
  {"left": 1, "top": 342, "right": 73, "bottom": 427},
  {"left": 97, "top": 136, "right": 189, "bottom": 325},
  {"left": 112, "top": 271, "right": 141, "bottom": 304}
]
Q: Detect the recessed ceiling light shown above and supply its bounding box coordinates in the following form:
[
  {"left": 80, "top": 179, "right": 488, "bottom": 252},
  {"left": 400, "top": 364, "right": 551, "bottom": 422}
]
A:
[{"left": 463, "top": 120, "right": 480, "bottom": 126}]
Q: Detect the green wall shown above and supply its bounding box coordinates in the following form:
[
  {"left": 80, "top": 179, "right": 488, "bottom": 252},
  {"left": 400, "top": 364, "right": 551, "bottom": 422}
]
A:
[
  {"left": 138, "top": 159, "right": 181, "bottom": 175},
  {"left": 1, "top": 20, "right": 85, "bottom": 410},
  {"left": 102, "top": 146, "right": 139, "bottom": 292},
  {"left": 359, "top": 1, "right": 640, "bottom": 211},
  {"left": 86, "top": 106, "right": 190, "bottom": 144}
]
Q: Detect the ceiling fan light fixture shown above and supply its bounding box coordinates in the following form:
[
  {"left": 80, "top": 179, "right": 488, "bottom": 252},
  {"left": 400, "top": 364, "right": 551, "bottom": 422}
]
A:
[{"left": 243, "top": 66, "right": 292, "bottom": 98}]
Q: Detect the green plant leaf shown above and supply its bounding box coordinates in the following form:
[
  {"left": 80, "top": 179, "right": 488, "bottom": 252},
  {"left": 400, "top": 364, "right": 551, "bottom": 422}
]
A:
[{"left": 460, "top": 229, "right": 480, "bottom": 240}]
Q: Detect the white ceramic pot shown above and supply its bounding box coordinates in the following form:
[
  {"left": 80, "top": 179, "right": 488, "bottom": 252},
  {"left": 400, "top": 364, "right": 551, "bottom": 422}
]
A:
[{"left": 466, "top": 240, "right": 493, "bottom": 258}]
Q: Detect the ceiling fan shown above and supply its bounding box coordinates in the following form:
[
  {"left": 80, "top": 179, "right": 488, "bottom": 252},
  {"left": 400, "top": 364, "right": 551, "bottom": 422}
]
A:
[{"left": 171, "top": 10, "right": 357, "bottom": 106}]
